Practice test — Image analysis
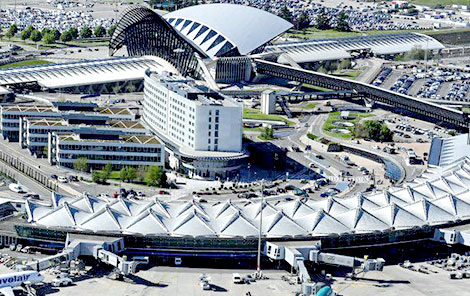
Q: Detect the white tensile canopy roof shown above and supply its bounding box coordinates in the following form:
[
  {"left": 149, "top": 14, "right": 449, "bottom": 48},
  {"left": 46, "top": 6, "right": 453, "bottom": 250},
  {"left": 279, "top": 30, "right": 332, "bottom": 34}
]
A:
[{"left": 26, "top": 157, "right": 470, "bottom": 239}]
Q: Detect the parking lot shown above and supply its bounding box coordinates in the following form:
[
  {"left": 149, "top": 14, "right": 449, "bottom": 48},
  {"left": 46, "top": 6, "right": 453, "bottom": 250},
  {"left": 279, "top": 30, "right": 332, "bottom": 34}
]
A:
[{"left": 375, "top": 64, "right": 470, "bottom": 102}]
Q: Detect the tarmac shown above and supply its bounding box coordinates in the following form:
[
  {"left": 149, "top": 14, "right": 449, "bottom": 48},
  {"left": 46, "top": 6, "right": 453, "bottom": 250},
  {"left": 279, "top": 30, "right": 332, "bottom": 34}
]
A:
[{"left": 1, "top": 259, "right": 469, "bottom": 296}]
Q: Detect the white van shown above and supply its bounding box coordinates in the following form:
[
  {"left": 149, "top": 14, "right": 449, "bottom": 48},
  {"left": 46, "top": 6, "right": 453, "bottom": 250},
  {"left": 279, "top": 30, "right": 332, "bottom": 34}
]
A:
[
  {"left": 9, "top": 183, "right": 25, "bottom": 193},
  {"left": 175, "top": 257, "right": 182, "bottom": 266},
  {"left": 232, "top": 273, "right": 243, "bottom": 284}
]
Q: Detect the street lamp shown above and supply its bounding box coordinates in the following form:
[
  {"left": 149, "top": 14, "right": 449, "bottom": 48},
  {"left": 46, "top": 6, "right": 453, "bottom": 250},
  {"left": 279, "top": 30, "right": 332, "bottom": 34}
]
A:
[{"left": 256, "top": 179, "right": 265, "bottom": 278}]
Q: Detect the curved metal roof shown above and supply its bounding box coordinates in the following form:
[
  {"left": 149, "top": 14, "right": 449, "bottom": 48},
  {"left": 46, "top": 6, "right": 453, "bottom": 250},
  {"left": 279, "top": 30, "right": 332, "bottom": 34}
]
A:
[
  {"left": 267, "top": 32, "right": 444, "bottom": 64},
  {"left": 164, "top": 4, "right": 292, "bottom": 58}
]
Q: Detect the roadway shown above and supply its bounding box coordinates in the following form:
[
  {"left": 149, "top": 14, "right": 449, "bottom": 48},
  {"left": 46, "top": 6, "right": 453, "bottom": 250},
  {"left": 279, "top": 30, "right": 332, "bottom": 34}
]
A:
[
  {"left": 308, "top": 113, "right": 424, "bottom": 184},
  {"left": 267, "top": 113, "right": 374, "bottom": 197},
  {"left": 0, "top": 139, "right": 162, "bottom": 200}
]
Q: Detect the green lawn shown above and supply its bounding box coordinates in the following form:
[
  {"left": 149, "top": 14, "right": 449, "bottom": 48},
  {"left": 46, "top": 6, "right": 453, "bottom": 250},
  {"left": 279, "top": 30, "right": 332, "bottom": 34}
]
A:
[
  {"left": 285, "top": 28, "right": 363, "bottom": 39},
  {"left": 243, "top": 127, "right": 265, "bottom": 132},
  {"left": 302, "top": 84, "right": 332, "bottom": 92},
  {"left": 323, "top": 111, "right": 372, "bottom": 139},
  {"left": 243, "top": 108, "right": 294, "bottom": 125},
  {"left": 332, "top": 70, "right": 362, "bottom": 80},
  {"left": 300, "top": 102, "right": 318, "bottom": 109},
  {"left": 409, "top": 0, "right": 470, "bottom": 7},
  {"left": 0, "top": 60, "right": 53, "bottom": 69},
  {"left": 307, "top": 133, "right": 318, "bottom": 141},
  {"left": 283, "top": 27, "right": 470, "bottom": 40}
]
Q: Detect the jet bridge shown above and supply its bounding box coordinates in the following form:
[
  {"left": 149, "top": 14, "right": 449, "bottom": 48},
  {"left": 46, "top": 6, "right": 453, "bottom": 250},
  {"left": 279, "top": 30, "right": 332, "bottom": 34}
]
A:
[
  {"left": 265, "top": 240, "right": 385, "bottom": 284},
  {"left": 27, "top": 234, "right": 146, "bottom": 276}
]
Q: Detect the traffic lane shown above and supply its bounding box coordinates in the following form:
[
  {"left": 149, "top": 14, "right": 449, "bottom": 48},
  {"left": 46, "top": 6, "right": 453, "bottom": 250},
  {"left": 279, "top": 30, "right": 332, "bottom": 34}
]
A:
[{"left": 0, "top": 161, "right": 51, "bottom": 199}]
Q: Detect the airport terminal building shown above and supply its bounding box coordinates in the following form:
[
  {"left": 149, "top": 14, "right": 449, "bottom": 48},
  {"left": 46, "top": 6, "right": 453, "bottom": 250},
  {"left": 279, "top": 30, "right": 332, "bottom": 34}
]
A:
[{"left": 0, "top": 157, "right": 469, "bottom": 258}]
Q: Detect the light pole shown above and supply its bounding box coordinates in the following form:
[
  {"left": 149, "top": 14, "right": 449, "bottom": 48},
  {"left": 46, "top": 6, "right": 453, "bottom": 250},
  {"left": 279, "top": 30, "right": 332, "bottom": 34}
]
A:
[{"left": 256, "top": 179, "right": 265, "bottom": 278}]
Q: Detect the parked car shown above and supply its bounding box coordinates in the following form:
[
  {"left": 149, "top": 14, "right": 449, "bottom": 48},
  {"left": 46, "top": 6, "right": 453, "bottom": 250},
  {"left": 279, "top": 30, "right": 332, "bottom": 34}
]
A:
[
  {"left": 57, "top": 176, "right": 68, "bottom": 183},
  {"left": 68, "top": 175, "right": 78, "bottom": 182},
  {"left": 232, "top": 273, "right": 243, "bottom": 284},
  {"left": 52, "top": 276, "right": 72, "bottom": 287},
  {"left": 9, "top": 183, "right": 25, "bottom": 193},
  {"left": 50, "top": 174, "right": 58, "bottom": 180},
  {"left": 23, "top": 194, "right": 39, "bottom": 200}
]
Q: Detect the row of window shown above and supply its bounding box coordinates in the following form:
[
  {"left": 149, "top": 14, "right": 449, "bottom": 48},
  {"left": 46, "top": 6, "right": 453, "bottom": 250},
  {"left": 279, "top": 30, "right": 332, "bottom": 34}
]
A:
[
  {"left": 58, "top": 144, "right": 161, "bottom": 153},
  {"left": 59, "top": 154, "right": 161, "bottom": 162}
]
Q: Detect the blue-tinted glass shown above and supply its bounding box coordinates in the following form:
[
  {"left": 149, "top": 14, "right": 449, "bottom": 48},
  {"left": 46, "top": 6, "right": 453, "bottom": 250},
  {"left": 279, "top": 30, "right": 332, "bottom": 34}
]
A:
[
  {"left": 181, "top": 20, "right": 192, "bottom": 30},
  {"left": 194, "top": 25, "right": 209, "bottom": 39},
  {"left": 207, "top": 35, "right": 225, "bottom": 52},
  {"left": 187, "top": 22, "right": 201, "bottom": 35},
  {"left": 200, "top": 30, "right": 217, "bottom": 46},
  {"left": 215, "top": 41, "right": 234, "bottom": 57}
]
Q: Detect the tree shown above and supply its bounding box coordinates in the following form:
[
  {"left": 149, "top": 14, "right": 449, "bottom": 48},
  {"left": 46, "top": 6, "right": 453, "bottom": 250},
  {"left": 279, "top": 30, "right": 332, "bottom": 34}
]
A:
[
  {"left": 43, "top": 32, "right": 56, "bottom": 44},
  {"left": 119, "top": 167, "right": 128, "bottom": 182},
  {"left": 119, "top": 166, "right": 136, "bottom": 182},
  {"left": 94, "top": 25, "right": 106, "bottom": 37},
  {"left": 68, "top": 27, "right": 78, "bottom": 39},
  {"left": 107, "top": 24, "right": 117, "bottom": 36},
  {"left": 80, "top": 26, "right": 92, "bottom": 39},
  {"left": 73, "top": 157, "right": 89, "bottom": 172},
  {"left": 145, "top": 165, "right": 164, "bottom": 187},
  {"left": 260, "top": 126, "right": 275, "bottom": 140},
  {"left": 41, "top": 27, "right": 51, "bottom": 36},
  {"left": 51, "top": 29, "right": 61, "bottom": 40},
  {"left": 101, "top": 163, "right": 113, "bottom": 183},
  {"left": 30, "top": 29, "right": 42, "bottom": 43},
  {"left": 338, "top": 59, "right": 352, "bottom": 70},
  {"left": 354, "top": 120, "right": 393, "bottom": 142},
  {"left": 315, "top": 11, "right": 331, "bottom": 30},
  {"left": 20, "top": 28, "right": 32, "bottom": 40},
  {"left": 136, "top": 166, "right": 147, "bottom": 182},
  {"left": 295, "top": 11, "right": 310, "bottom": 30},
  {"left": 127, "top": 167, "right": 136, "bottom": 182},
  {"left": 92, "top": 171, "right": 102, "bottom": 183},
  {"left": 60, "top": 31, "right": 72, "bottom": 43},
  {"left": 9, "top": 24, "right": 18, "bottom": 36},
  {"left": 336, "top": 12, "right": 351, "bottom": 32},
  {"left": 5, "top": 31, "right": 13, "bottom": 40},
  {"left": 403, "top": 46, "right": 429, "bottom": 61},
  {"left": 353, "top": 123, "right": 368, "bottom": 139},
  {"left": 279, "top": 6, "right": 293, "bottom": 23},
  {"left": 317, "top": 66, "right": 328, "bottom": 74}
]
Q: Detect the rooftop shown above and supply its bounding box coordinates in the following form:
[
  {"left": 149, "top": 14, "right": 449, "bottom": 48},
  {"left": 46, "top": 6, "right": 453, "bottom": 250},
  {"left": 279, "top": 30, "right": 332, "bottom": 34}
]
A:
[
  {"left": 164, "top": 3, "right": 292, "bottom": 58},
  {"left": 266, "top": 32, "right": 444, "bottom": 64},
  {"left": 27, "top": 118, "right": 145, "bottom": 130},
  {"left": 58, "top": 133, "right": 160, "bottom": 145},
  {"left": 24, "top": 157, "right": 470, "bottom": 238},
  {"left": 0, "top": 56, "right": 178, "bottom": 89},
  {"left": 1, "top": 104, "right": 135, "bottom": 118},
  {"left": 148, "top": 71, "right": 239, "bottom": 107}
]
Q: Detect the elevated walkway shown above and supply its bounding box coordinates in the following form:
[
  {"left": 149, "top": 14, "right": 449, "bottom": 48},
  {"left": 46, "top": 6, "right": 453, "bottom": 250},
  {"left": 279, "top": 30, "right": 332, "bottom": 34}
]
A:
[
  {"left": 26, "top": 233, "right": 146, "bottom": 276},
  {"left": 254, "top": 59, "right": 469, "bottom": 128}
]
